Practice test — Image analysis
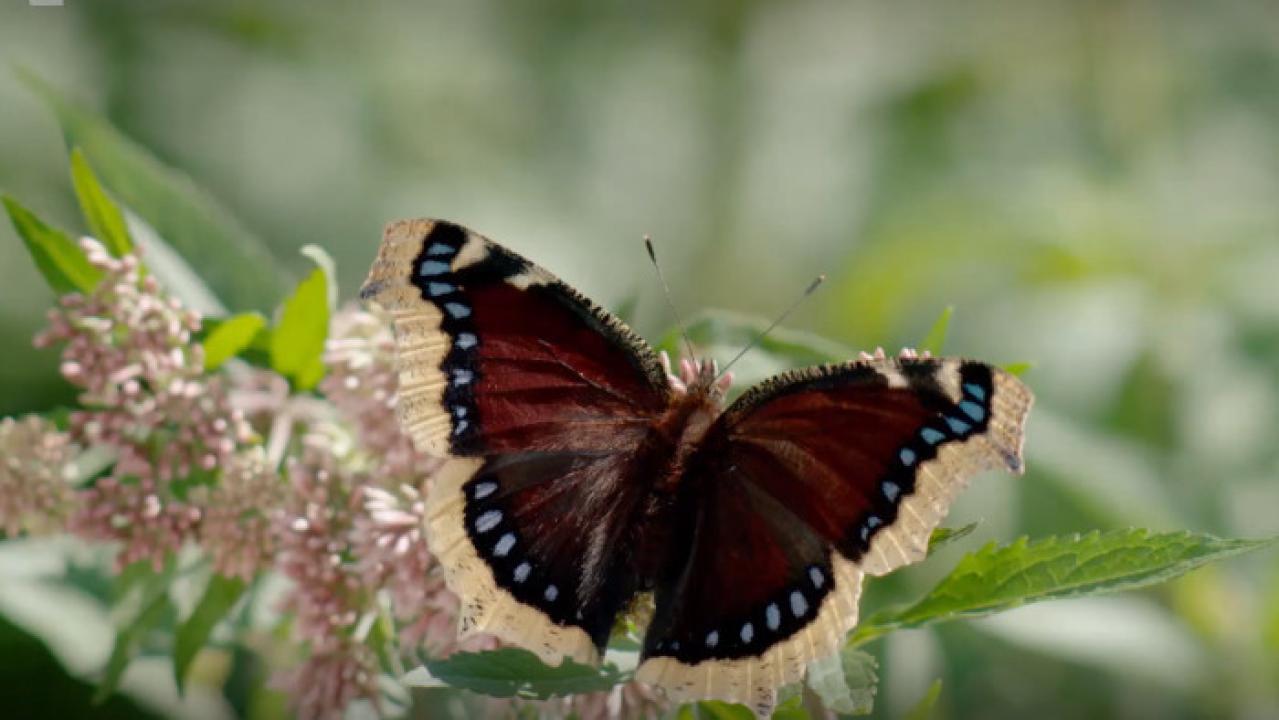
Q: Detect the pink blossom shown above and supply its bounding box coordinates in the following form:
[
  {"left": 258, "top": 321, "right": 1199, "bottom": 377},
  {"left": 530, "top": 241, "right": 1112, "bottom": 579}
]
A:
[
  {"left": 69, "top": 445, "right": 201, "bottom": 571},
  {"left": 196, "top": 448, "right": 283, "bottom": 580},
  {"left": 36, "top": 239, "right": 250, "bottom": 482},
  {"left": 272, "top": 642, "right": 380, "bottom": 720},
  {"left": 273, "top": 434, "right": 366, "bottom": 650},
  {"left": 0, "top": 415, "right": 78, "bottom": 536}
]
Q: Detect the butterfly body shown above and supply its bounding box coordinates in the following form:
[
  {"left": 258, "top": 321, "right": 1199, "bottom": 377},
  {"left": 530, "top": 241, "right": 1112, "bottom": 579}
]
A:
[{"left": 361, "top": 219, "right": 1033, "bottom": 716}]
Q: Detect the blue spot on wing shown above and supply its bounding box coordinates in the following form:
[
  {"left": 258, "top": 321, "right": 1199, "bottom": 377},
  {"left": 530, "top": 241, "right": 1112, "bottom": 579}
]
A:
[
  {"left": 418, "top": 260, "right": 450, "bottom": 276},
  {"left": 960, "top": 400, "right": 986, "bottom": 421},
  {"left": 963, "top": 383, "right": 986, "bottom": 401},
  {"left": 945, "top": 416, "right": 972, "bottom": 434},
  {"left": 921, "top": 427, "right": 946, "bottom": 445}
]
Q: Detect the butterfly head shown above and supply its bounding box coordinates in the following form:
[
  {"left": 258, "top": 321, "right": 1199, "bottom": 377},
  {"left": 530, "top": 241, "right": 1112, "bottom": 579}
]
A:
[{"left": 661, "top": 351, "right": 734, "bottom": 404}]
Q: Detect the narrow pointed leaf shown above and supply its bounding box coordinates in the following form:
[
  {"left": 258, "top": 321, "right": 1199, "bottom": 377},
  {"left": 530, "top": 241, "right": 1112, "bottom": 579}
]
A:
[
  {"left": 903, "top": 680, "right": 943, "bottom": 720},
  {"left": 174, "top": 575, "right": 246, "bottom": 693},
  {"left": 20, "top": 69, "right": 286, "bottom": 311},
  {"left": 920, "top": 305, "right": 953, "bottom": 355},
  {"left": 70, "top": 148, "right": 132, "bottom": 257},
  {"left": 94, "top": 569, "right": 175, "bottom": 703},
  {"left": 3, "top": 194, "right": 101, "bottom": 294}
]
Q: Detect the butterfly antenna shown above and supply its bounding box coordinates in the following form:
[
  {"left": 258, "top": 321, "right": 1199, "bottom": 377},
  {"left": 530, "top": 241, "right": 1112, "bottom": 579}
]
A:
[
  {"left": 718, "top": 274, "right": 826, "bottom": 379},
  {"left": 644, "top": 236, "right": 698, "bottom": 364}
]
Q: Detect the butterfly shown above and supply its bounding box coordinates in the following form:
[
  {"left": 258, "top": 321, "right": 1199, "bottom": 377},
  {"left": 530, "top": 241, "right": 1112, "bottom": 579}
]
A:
[{"left": 360, "top": 219, "right": 1033, "bottom": 715}]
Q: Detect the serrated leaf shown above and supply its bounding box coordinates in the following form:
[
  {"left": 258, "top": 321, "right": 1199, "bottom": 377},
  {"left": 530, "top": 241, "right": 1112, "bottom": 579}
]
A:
[
  {"left": 928, "top": 522, "right": 979, "bottom": 553},
  {"left": 3, "top": 194, "right": 102, "bottom": 294},
  {"left": 806, "top": 646, "right": 877, "bottom": 715},
  {"left": 903, "top": 680, "right": 943, "bottom": 720},
  {"left": 202, "top": 313, "right": 267, "bottom": 371},
  {"left": 270, "top": 246, "right": 334, "bottom": 390},
  {"left": 173, "top": 574, "right": 246, "bottom": 693},
  {"left": 919, "top": 305, "right": 953, "bottom": 355},
  {"left": 849, "top": 530, "right": 1278, "bottom": 647},
  {"left": 70, "top": 148, "right": 133, "bottom": 257},
  {"left": 412, "top": 648, "right": 626, "bottom": 700},
  {"left": 20, "top": 69, "right": 286, "bottom": 311},
  {"left": 95, "top": 567, "right": 175, "bottom": 703}
]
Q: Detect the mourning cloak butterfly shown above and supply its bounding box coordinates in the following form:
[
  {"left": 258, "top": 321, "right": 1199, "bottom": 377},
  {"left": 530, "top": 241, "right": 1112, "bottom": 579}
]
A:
[{"left": 360, "top": 219, "right": 1033, "bottom": 715}]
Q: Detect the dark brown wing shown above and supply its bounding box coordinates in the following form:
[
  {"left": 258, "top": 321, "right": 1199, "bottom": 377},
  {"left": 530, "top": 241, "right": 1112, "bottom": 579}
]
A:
[
  {"left": 361, "top": 219, "right": 671, "bottom": 664},
  {"left": 636, "top": 358, "right": 1032, "bottom": 714}
]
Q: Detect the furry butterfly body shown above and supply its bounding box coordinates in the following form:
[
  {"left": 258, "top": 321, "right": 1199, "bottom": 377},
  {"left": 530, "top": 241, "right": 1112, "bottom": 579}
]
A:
[{"left": 360, "top": 219, "right": 1033, "bottom": 715}]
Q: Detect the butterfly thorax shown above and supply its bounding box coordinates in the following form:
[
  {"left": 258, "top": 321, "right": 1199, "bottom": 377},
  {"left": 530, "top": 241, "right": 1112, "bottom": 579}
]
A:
[{"left": 652, "top": 364, "right": 727, "bottom": 494}]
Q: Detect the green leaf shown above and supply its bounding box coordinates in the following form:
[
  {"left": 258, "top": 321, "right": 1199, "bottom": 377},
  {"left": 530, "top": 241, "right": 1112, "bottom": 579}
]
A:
[
  {"left": 173, "top": 575, "right": 246, "bottom": 694},
  {"left": 849, "top": 530, "right": 1278, "bottom": 647},
  {"left": 95, "top": 568, "right": 175, "bottom": 703},
  {"left": 411, "top": 648, "right": 626, "bottom": 700},
  {"left": 270, "top": 246, "right": 334, "bottom": 390},
  {"left": 3, "top": 194, "right": 102, "bottom": 294},
  {"left": 806, "top": 646, "right": 877, "bottom": 715},
  {"left": 903, "top": 680, "right": 943, "bottom": 720},
  {"left": 928, "top": 522, "right": 980, "bottom": 553},
  {"left": 1003, "top": 361, "right": 1034, "bottom": 376},
  {"left": 919, "top": 305, "right": 954, "bottom": 355},
  {"left": 19, "top": 69, "right": 286, "bottom": 311},
  {"left": 768, "top": 694, "right": 811, "bottom": 720},
  {"left": 70, "top": 148, "right": 133, "bottom": 257},
  {"left": 202, "top": 312, "right": 267, "bottom": 370}
]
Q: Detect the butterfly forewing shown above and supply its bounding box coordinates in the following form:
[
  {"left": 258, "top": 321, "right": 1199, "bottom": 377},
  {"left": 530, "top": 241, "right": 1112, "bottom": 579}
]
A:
[{"left": 361, "top": 219, "right": 671, "bottom": 664}]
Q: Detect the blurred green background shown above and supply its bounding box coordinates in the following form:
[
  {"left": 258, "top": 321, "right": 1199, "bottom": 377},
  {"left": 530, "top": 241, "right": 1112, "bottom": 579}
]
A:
[{"left": 2, "top": 1, "right": 1279, "bottom": 719}]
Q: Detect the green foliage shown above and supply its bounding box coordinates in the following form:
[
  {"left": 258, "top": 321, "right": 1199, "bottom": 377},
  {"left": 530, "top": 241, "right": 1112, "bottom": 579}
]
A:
[
  {"left": 2, "top": 195, "right": 102, "bottom": 294},
  {"left": 920, "top": 305, "right": 953, "bottom": 355},
  {"left": 1002, "top": 361, "right": 1033, "bottom": 377},
  {"left": 411, "top": 648, "right": 627, "bottom": 700},
  {"left": 903, "top": 680, "right": 943, "bottom": 720},
  {"left": 173, "top": 575, "right": 246, "bottom": 694},
  {"left": 270, "top": 246, "right": 335, "bottom": 390},
  {"left": 95, "top": 567, "right": 175, "bottom": 703},
  {"left": 70, "top": 148, "right": 133, "bottom": 258},
  {"left": 850, "top": 530, "right": 1277, "bottom": 646},
  {"left": 202, "top": 312, "right": 268, "bottom": 370},
  {"left": 805, "top": 646, "right": 877, "bottom": 715},
  {"left": 928, "top": 522, "right": 979, "bottom": 553},
  {"left": 19, "top": 69, "right": 287, "bottom": 312}
]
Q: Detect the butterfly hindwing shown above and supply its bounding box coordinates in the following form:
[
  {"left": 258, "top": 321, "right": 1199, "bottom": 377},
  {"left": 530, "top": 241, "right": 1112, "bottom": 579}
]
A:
[
  {"left": 361, "top": 219, "right": 671, "bottom": 664},
  {"left": 636, "top": 357, "right": 1032, "bottom": 714}
]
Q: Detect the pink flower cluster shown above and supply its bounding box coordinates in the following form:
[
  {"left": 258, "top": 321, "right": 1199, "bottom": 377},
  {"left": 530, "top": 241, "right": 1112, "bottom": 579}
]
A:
[
  {"left": 0, "top": 415, "right": 77, "bottom": 536},
  {"left": 13, "top": 241, "right": 669, "bottom": 720},
  {"left": 36, "top": 240, "right": 250, "bottom": 481},
  {"left": 195, "top": 447, "right": 282, "bottom": 581}
]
